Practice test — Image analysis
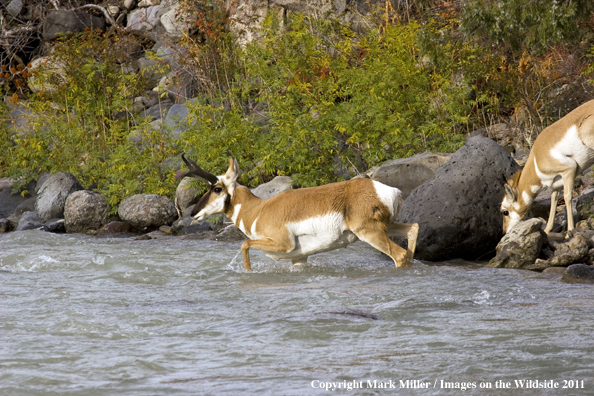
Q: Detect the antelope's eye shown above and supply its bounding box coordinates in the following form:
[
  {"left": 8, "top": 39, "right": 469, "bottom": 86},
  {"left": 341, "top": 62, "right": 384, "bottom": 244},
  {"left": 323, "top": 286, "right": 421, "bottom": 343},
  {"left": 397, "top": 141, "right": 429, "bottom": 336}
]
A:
[
  {"left": 503, "top": 210, "right": 509, "bottom": 216},
  {"left": 214, "top": 187, "right": 223, "bottom": 193}
]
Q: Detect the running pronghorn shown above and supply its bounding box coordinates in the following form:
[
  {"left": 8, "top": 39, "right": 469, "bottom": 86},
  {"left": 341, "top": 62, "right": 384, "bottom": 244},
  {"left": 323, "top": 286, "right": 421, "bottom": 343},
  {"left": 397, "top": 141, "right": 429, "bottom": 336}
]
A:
[
  {"left": 501, "top": 100, "right": 594, "bottom": 234},
  {"left": 181, "top": 155, "right": 419, "bottom": 271}
]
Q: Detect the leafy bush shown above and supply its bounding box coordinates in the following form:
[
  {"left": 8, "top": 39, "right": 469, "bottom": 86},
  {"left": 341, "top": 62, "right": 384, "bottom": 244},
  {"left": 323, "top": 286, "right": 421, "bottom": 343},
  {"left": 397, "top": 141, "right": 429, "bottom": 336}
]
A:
[
  {"left": 461, "top": 0, "right": 594, "bottom": 53},
  {"left": 1, "top": 31, "right": 178, "bottom": 211},
  {"left": 182, "top": 13, "right": 479, "bottom": 186},
  {"left": 7, "top": 1, "right": 588, "bottom": 209}
]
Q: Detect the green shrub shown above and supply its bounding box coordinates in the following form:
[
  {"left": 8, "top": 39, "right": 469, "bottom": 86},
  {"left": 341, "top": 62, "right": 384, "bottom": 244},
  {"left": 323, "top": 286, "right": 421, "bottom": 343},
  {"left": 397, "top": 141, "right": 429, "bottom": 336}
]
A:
[
  {"left": 182, "top": 14, "right": 475, "bottom": 186},
  {"left": 1, "top": 31, "right": 178, "bottom": 210},
  {"left": 461, "top": 0, "right": 594, "bottom": 53}
]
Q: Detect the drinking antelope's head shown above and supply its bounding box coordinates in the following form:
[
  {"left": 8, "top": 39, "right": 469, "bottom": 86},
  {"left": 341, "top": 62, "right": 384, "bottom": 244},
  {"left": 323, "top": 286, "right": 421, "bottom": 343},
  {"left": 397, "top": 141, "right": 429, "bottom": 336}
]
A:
[
  {"left": 500, "top": 170, "right": 523, "bottom": 234},
  {"left": 181, "top": 154, "right": 239, "bottom": 221}
]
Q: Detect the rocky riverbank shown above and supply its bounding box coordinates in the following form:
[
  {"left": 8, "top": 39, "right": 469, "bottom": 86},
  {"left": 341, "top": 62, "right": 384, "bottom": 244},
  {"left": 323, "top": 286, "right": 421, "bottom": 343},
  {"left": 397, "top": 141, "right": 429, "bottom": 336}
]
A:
[{"left": 2, "top": 133, "right": 594, "bottom": 284}]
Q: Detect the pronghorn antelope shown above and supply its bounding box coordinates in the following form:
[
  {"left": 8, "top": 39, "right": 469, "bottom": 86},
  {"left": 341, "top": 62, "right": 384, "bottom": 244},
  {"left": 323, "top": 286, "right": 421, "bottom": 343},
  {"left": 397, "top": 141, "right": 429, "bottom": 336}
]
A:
[
  {"left": 181, "top": 155, "right": 419, "bottom": 271},
  {"left": 501, "top": 99, "right": 594, "bottom": 234}
]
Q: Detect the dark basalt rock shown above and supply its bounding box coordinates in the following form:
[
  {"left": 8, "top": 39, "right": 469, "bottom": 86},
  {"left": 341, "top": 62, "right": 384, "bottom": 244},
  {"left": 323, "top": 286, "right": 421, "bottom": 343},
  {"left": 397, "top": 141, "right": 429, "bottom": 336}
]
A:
[
  {"left": 43, "top": 10, "right": 105, "bottom": 41},
  {"left": 561, "top": 264, "right": 594, "bottom": 284},
  {"left": 397, "top": 136, "right": 521, "bottom": 261}
]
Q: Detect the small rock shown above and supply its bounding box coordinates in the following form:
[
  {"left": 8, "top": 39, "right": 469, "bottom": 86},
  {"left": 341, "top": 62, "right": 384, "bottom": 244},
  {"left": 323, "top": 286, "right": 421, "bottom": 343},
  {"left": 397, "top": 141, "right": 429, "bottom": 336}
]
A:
[
  {"left": 138, "top": 0, "right": 160, "bottom": 7},
  {"left": 561, "top": 264, "right": 594, "bottom": 284},
  {"left": 145, "top": 230, "right": 168, "bottom": 238},
  {"left": 97, "top": 221, "right": 139, "bottom": 235},
  {"left": 211, "top": 224, "right": 248, "bottom": 242},
  {"left": 6, "top": 0, "right": 23, "bottom": 17},
  {"left": 44, "top": 218, "right": 65, "bottom": 233},
  {"left": 176, "top": 222, "right": 212, "bottom": 235},
  {"left": 0, "top": 218, "right": 14, "bottom": 233},
  {"left": 15, "top": 211, "right": 43, "bottom": 231},
  {"left": 488, "top": 218, "right": 546, "bottom": 269},
  {"left": 159, "top": 225, "right": 173, "bottom": 234},
  {"left": 171, "top": 214, "right": 214, "bottom": 235},
  {"left": 527, "top": 234, "right": 589, "bottom": 271},
  {"left": 123, "top": 0, "right": 136, "bottom": 9}
]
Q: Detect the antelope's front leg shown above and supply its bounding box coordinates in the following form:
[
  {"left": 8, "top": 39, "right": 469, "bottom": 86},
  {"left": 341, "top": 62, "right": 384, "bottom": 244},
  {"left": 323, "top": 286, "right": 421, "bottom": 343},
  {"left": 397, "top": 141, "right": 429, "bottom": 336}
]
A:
[
  {"left": 240, "top": 237, "right": 294, "bottom": 271},
  {"left": 387, "top": 223, "right": 419, "bottom": 265},
  {"left": 544, "top": 189, "right": 560, "bottom": 234}
]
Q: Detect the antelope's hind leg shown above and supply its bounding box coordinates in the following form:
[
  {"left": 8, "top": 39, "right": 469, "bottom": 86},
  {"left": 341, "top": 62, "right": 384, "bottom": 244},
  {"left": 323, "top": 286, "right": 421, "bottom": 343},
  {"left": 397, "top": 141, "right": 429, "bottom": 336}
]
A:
[{"left": 387, "top": 223, "right": 419, "bottom": 265}]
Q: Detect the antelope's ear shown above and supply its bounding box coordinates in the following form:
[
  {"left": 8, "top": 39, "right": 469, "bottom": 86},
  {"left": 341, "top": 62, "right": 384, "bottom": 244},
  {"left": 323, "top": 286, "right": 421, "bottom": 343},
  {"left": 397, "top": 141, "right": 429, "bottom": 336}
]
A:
[
  {"left": 225, "top": 158, "right": 239, "bottom": 181},
  {"left": 507, "top": 169, "right": 522, "bottom": 188},
  {"left": 504, "top": 182, "right": 518, "bottom": 201}
]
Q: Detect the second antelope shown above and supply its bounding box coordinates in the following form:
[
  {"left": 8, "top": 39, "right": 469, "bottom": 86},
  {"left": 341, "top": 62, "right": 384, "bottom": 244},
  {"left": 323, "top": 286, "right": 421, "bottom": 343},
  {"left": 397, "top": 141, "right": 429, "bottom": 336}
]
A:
[
  {"left": 501, "top": 99, "right": 594, "bottom": 234},
  {"left": 181, "top": 155, "right": 419, "bottom": 271}
]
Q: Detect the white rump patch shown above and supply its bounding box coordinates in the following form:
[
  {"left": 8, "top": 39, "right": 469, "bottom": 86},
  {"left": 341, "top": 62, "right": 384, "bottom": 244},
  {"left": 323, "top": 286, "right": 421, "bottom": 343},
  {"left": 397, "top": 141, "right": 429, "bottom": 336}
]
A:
[
  {"left": 547, "top": 124, "right": 594, "bottom": 177},
  {"left": 372, "top": 180, "right": 402, "bottom": 221}
]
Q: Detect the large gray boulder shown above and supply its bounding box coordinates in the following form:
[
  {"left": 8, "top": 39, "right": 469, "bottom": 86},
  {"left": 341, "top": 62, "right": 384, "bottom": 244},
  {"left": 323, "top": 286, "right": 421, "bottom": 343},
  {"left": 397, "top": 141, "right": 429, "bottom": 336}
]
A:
[
  {"left": 175, "top": 178, "right": 200, "bottom": 215},
  {"left": 64, "top": 190, "right": 110, "bottom": 233},
  {"left": 488, "top": 218, "right": 546, "bottom": 269},
  {"left": 35, "top": 172, "right": 83, "bottom": 223},
  {"left": 252, "top": 176, "right": 293, "bottom": 200},
  {"left": 372, "top": 152, "right": 451, "bottom": 199},
  {"left": 397, "top": 136, "right": 521, "bottom": 261},
  {"left": 118, "top": 194, "right": 177, "bottom": 230},
  {"left": 43, "top": 10, "right": 106, "bottom": 41}
]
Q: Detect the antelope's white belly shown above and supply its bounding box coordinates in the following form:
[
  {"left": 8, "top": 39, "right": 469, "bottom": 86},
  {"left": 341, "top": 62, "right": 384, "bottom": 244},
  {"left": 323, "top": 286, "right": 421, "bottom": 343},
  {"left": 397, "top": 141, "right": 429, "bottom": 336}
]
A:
[{"left": 262, "top": 213, "right": 359, "bottom": 261}]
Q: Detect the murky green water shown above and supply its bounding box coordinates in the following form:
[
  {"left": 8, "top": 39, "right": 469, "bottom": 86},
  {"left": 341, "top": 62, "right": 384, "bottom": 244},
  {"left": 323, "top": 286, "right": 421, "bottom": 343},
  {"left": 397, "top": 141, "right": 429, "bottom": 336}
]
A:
[{"left": 1, "top": 230, "right": 594, "bottom": 395}]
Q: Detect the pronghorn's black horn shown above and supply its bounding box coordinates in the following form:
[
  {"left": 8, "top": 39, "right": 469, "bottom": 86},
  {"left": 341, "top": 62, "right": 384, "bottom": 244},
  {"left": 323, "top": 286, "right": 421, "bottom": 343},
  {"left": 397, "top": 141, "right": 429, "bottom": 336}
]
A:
[{"left": 181, "top": 154, "right": 219, "bottom": 185}]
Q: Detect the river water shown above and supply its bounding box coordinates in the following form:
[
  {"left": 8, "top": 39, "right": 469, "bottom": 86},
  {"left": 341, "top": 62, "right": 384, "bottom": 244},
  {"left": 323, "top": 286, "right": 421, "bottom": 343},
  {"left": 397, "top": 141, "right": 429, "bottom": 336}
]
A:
[{"left": 1, "top": 230, "right": 594, "bottom": 395}]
